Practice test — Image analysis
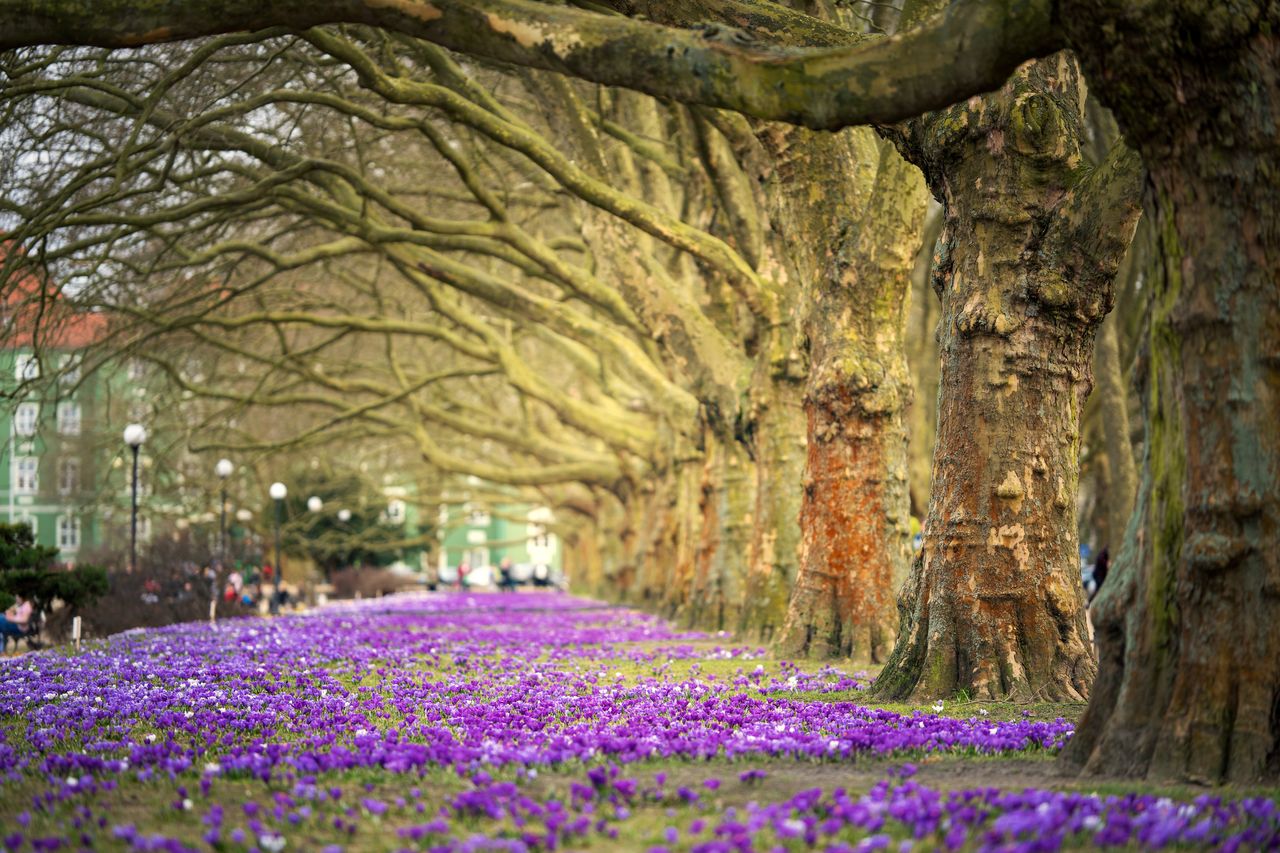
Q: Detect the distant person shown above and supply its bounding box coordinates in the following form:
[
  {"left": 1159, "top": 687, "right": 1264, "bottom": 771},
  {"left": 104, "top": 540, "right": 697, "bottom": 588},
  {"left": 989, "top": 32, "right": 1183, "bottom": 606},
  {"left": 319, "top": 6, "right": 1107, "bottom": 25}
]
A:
[
  {"left": 0, "top": 594, "right": 33, "bottom": 644},
  {"left": 497, "top": 557, "right": 515, "bottom": 592},
  {"left": 1090, "top": 548, "right": 1110, "bottom": 602},
  {"left": 532, "top": 563, "right": 550, "bottom": 588},
  {"left": 457, "top": 560, "right": 470, "bottom": 591}
]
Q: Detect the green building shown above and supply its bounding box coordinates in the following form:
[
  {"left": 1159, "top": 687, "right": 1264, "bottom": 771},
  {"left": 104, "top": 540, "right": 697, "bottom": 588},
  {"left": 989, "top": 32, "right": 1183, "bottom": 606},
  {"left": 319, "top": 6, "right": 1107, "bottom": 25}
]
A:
[
  {"left": 380, "top": 482, "right": 432, "bottom": 574},
  {"left": 437, "top": 498, "right": 560, "bottom": 586},
  {"left": 1, "top": 316, "right": 115, "bottom": 564}
]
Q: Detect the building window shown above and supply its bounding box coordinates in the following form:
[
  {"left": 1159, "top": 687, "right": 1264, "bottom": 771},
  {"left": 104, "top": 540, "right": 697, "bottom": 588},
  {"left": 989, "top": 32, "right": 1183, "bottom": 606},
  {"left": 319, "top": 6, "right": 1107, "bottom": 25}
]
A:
[
  {"left": 14, "top": 457, "right": 38, "bottom": 494},
  {"left": 128, "top": 359, "right": 147, "bottom": 382},
  {"left": 56, "top": 402, "right": 81, "bottom": 436},
  {"left": 464, "top": 502, "right": 490, "bottom": 527},
  {"left": 14, "top": 354, "right": 39, "bottom": 382},
  {"left": 386, "top": 499, "right": 406, "bottom": 525},
  {"left": 60, "top": 356, "right": 81, "bottom": 386},
  {"left": 58, "top": 457, "right": 80, "bottom": 495},
  {"left": 57, "top": 515, "right": 81, "bottom": 551},
  {"left": 14, "top": 402, "right": 38, "bottom": 437}
]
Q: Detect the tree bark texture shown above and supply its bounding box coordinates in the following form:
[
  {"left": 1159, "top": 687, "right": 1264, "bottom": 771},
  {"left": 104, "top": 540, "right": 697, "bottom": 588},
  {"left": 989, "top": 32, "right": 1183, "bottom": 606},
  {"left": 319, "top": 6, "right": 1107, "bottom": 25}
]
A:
[
  {"left": 907, "top": 204, "right": 944, "bottom": 520},
  {"left": 1093, "top": 310, "right": 1137, "bottom": 548},
  {"left": 874, "top": 55, "right": 1141, "bottom": 701},
  {"left": 518, "top": 0, "right": 950, "bottom": 655},
  {"left": 1061, "top": 0, "right": 1280, "bottom": 782},
  {"left": 739, "top": 360, "right": 807, "bottom": 642},
  {"left": 776, "top": 135, "right": 928, "bottom": 662},
  {"left": 657, "top": 458, "right": 704, "bottom": 622},
  {"left": 681, "top": 431, "right": 753, "bottom": 631}
]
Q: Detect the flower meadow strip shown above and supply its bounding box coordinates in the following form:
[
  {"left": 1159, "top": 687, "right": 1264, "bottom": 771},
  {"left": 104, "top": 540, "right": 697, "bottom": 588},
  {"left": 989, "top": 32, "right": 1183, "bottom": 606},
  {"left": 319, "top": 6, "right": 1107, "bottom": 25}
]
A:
[{"left": 1, "top": 592, "right": 1277, "bottom": 851}]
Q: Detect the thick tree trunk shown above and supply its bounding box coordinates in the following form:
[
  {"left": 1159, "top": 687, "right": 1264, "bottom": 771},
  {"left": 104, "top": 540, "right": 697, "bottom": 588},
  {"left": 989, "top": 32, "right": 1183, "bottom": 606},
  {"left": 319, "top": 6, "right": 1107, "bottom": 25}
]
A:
[
  {"left": 778, "top": 139, "right": 927, "bottom": 662},
  {"left": 907, "top": 203, "right": 943, "bottom": 520},
  {"left": 1058, "top": 1, "right": 1280, "bottom": 783},
  {"left": 629, "top": 476, "right": 683, "bottom": 607},
  {"left": 1093, "top": 311, "right": 1137, "bottom": 547},
  {"left": 681, "top": 431, "right": 753, "bottom": 630},
  {"left": 873, "top": 56, "right": 1140, "bottom": 701},
  {"left": 739, "top": 368, "right": 807, "bottom": 642},
  {"left": 597, "top": 491, "right": 635, "bottom": 597},
  {"left": 659, "top": 457, "right": 705, "bottom": 622},
  {"left": 1067, "top": 163, "right": 1280, "bottom": 782}
]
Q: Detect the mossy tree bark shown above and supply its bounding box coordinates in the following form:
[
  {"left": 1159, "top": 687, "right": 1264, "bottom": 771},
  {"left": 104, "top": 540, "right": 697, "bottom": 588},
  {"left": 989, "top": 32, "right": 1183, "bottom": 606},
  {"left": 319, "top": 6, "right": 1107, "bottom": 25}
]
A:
[
  {"left": 739, "top": 353, "right": 807, "bottom": 642},
  {"left": 776, "top": 136, "right": 928, "bottom": 662},
  {"left": 668, "top": 8, "right": 928, "bottom": 657},
  {"left": 907, "top": 203, "right": 944, "bottom": 521},
  {"left": 680, "top": 429, "right": 753, "bottom": 631},
  {"left": 1061, "top": 0, "right": 1280, "bottom": 783},
  {"left": 873, "top": 56, "right": 1142, "bottom": 701},
  {"left": 1092, "top": 310, "right": 1137, "bottom": 547}
]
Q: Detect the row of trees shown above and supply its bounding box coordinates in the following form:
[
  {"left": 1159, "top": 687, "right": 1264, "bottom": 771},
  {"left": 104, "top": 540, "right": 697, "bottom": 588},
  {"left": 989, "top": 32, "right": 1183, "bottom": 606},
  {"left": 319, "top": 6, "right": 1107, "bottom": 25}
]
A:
[{"left": 1, "top": 0, "right": 1275, "bottom": 783}]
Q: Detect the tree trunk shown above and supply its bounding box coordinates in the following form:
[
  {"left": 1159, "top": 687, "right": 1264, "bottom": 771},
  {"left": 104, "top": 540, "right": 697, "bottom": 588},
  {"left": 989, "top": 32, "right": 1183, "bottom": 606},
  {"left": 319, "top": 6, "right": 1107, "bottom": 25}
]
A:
[
  {"left": 681, "top": 430, "right": 753, "bottom": 631},
  {"left": 737, "top": 341, "right": 807, "bottom": 641},
  {"left": 873, "top": 56, "right": 1141, "bottom": 701},
  {"left": 907, "top": 203, "right": 943, "bottom": 520},
  {"left": 576, "top": 0, "right": 926, "bottom": 657},
  {"left": 1067, "top": 163, "right": 1280, "bottom": 782},
  {"left": 1056, "top": 1, "right": 1280, "bottom": 784},
  {"left": 778, "top": 139, "right": 928, "bottom": 662},
  {"left": 629, "top": 476, "right": 680, "bottom": 607},
  {"left": 659, "top": 457, "right": 704, "bottom": 622},
  {"left": 1093, "top": 310, "right": 1137, "bottom": 548}
]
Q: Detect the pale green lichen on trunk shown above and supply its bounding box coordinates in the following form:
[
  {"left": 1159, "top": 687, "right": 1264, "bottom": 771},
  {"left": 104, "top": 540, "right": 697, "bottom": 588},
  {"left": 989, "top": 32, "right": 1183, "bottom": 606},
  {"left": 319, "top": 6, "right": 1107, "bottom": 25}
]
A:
[{"left": 1145, "top": 198, "right": 1186, "bottom": 651}]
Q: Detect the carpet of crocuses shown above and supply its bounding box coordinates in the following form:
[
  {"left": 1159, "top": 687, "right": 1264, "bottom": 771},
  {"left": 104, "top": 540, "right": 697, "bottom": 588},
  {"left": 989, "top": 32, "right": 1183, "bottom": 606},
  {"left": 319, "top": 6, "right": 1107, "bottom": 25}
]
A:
[{"left": 2, "top": 592, "right": 1278, "bottom": 852}]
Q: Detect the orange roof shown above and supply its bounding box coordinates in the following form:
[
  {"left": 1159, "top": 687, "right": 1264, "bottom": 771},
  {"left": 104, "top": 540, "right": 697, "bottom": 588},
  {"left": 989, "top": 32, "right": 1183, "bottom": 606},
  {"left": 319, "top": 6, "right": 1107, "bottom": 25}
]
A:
[{"left": 1, "top": 240, "right": 108, "bottom": 350}]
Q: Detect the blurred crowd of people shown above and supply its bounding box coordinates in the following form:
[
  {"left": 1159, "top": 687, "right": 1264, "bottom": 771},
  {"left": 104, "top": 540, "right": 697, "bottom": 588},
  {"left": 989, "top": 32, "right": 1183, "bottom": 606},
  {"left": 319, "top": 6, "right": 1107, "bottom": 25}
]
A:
[{"left": 134, "top": 560, "right": 299, "bottom": 616}]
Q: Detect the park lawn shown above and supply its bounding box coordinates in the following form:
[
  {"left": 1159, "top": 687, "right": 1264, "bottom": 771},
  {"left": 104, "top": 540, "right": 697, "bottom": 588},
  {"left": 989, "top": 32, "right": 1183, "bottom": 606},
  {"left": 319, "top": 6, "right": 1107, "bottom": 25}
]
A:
[{"left": 1, "top": 592, "right": 1275, "bottom": 852}]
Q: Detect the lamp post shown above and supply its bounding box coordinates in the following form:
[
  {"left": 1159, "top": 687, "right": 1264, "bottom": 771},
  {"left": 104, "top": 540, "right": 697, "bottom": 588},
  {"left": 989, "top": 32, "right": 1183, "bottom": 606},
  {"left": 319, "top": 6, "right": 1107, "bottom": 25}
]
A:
[
  {"left": 234, "top": 508, "right": 253, "bottom": 564},
  {"left": 305, "top": 496, "right": 323, "bottom": 602},
  {"left": 215, "top": 458, "right": 234, "bottom": 567},
  {"left": 269, "top": 482, "right": 287, "bottom": 582},
  {"left": 123, "top": 423, "right": 147, "bottom": 574}
]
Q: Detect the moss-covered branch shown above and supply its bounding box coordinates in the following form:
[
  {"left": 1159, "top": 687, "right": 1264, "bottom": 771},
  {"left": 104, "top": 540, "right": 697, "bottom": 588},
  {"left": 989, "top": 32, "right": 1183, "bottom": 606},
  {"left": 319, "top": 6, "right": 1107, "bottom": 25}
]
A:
[{"left": 0, "top": 0, "right": 1061, "bottom": 130}]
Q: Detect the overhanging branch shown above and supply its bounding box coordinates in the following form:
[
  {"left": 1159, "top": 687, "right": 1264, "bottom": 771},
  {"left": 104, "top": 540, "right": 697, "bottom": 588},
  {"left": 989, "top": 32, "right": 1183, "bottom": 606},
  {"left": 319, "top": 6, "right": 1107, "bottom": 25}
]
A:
[{"left": 2, "top": 0, "right": 1063, "bottom": 130}]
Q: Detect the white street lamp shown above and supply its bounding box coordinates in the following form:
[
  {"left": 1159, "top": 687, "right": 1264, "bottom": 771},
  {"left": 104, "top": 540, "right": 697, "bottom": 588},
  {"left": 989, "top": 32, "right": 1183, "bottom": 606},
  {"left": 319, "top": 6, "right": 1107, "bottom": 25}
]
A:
[
  {"left": 307, "top": 495, "right": 323, "bottom": 513},
  {"left": 123, "top": 424, "right": 147, "bottom": 573},
  {"left": 123, "top": 423, "right": 147, "bottom": 448},
  {"left": 337, "top": 509, "right": 352, "bottom": 523},
  {"left": 215, "top": 458, "right": 234, "bottom": 567},
  {"left": 269, "top": 482, "right": 287, "bottom": 579}
]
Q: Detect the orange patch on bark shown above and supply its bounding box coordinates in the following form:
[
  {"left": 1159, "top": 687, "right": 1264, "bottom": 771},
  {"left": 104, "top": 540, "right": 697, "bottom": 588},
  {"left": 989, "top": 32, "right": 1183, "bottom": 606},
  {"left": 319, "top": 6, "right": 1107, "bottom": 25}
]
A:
[{"left": 788, "top": 402, "right": 898, "bottom": 659}]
